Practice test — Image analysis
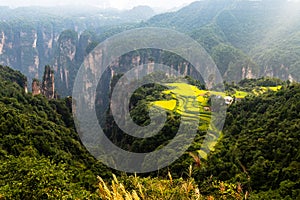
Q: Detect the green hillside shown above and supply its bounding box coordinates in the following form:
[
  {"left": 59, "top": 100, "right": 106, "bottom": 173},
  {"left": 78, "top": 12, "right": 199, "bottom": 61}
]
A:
[
  {"left": 0, "top": 0, "right": 300, "bottom": 199},
  {"left": 0, "top": 65, "right": 110, "bottom": 199},
  {"left": 0, "top": 66, "right": 299, "bottom": 199},
  {"left": 203, "top": 83, "right": 300, "bottom": 199},
  {"left": 147, "top": 0, "right": 300, "bottom": 82}
]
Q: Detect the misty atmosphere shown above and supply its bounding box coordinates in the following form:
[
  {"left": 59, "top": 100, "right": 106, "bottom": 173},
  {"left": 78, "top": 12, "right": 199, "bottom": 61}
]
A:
[
  {"left": 0, "top": 0, "right": 299, "bottom": 199},
  {"left": 0, "top": 0, "right": 194, "bottom": 11}
]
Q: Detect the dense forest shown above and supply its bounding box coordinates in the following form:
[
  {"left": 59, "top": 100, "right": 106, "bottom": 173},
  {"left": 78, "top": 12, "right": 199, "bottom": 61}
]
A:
[
  {"left": 0, "top": 66, "right": 111, "bottom": 199},
  {"left": 0, "top": 65, "right": 299, "bottom": 199}
]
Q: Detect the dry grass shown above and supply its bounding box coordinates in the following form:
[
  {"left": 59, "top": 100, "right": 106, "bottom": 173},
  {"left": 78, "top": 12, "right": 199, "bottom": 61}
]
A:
[
  {"left": 97, "top": 169, "right": 201, "bottom": 200},
  {"left": 97, "top": 165, "right": 244, "bottom": 200}
]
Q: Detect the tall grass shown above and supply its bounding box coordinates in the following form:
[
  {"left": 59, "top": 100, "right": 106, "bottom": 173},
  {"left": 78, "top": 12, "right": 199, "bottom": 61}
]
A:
[{"left": 97, "top": 166, "right": 244, "bottom": 200}]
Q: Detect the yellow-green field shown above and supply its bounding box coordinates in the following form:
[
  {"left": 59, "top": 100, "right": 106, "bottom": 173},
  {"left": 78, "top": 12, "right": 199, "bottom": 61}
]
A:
[
  {"left": 152, "top": 83, "right": 210, "bottom": 120},
  {"left": 263, "top": 85, "right": 282, "bottom": 91},
  {"left": 234, "top": 90, "right": 249, "bottom": 98},
  {"left": 150, "top": 82, "right": 282, "bottom": 159},
  {"left": 151, "top": 83, "right": 282, "bottom": 117},
  {"left": 252, "top": 85, "right": 282, "bottom": 95},
  {"left": 153, "top": 100, "right": 177, "bottom": 111}
]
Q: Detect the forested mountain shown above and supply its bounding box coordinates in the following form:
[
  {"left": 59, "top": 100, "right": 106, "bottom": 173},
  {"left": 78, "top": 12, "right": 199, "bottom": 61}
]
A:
[
  {"left": 0, "top": 0, "right": 299, "bottom": 96},
  {"left": 0, "top": 1, "right": 299, "bottom": 198},
  {"left": 204, "top": 81, "right": 300, "bottom": 199},
  {"left": 0, "top": 65, "right": 111, "bottom": 199},
  {"left": 0, "top": 65, "right": 299, "bottom": 199},
  {"left": 147, "top": 0, "right": 300, "bottom": 82}
]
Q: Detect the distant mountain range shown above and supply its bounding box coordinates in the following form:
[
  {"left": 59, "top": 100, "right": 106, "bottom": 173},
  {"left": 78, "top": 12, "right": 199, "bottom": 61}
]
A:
[
  {"left": 0, "top": 0, "right": 299, "bottom": 96},
  {"left": 147, "top": 0, "right": 300, "bottom": 82}
]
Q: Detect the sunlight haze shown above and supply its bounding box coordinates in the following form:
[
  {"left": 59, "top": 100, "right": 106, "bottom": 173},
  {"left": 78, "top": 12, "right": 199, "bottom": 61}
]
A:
[{"left": 0, "top": 0, "right": 198, "bottom": 10}]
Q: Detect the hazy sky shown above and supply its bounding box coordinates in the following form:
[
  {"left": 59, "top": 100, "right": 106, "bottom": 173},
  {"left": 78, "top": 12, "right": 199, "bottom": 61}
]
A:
[{"left": 0, "top": 0, "right": 198, "bottom": 10}]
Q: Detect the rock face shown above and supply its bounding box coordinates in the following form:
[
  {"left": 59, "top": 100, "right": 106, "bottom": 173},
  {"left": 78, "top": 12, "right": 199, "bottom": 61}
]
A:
[
  {"left": 32, "top": 65, "right": 55, "bottom": 99},
  {"left": 0, "top": 6, "right": 156, "bottom": 96},
  {"left": 1, "top": 3, "right": 300, "bottom": 98},
  {"left": 0, "top": 23, "right": 58, "bottom": 86},
  {"left": 41, "top": 65, "right": 55, "bottom": 99},
  {"left": 54, "top": 30, "right": 79, "bottom": 95},
  {"left": 32, "top": 79, "right": 41, "bottom": 96},
  {"left": 0, "top": 17, "right": 95, "bottom": 95}
]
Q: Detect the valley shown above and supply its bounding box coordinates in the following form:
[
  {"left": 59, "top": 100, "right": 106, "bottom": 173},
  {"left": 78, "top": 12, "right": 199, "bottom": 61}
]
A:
[{"left": 0, "top": 0, "right": 299, "bottom": 199}]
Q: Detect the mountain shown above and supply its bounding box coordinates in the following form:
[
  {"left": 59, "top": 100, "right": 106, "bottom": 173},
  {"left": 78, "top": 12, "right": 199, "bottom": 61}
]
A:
[
  {"left": 204, "top": 81, "right": 300, "bottom": 199},
  {"left": 1, "top": 65, "right": 299, "bottom": 199},
  {"left": 1, "top": 2, "right": 299, "bottom": 198},
  {"left": 147, "top": 0, "right": 300, "bottom": 82},
  {"left": 0, "top": 5, "right": 154, "bottom": 94},
  {"left": 0, "top": 5, "right": 155, "bottom": 24},
  {"left": 100, "top": 74, "right": 300, "bottom": 199},
  {"left": 0, "top": 1, "right": 299, "bottom": 94},
  {"left": 0, "top": 65, "right": 111, "bottom": 199}
]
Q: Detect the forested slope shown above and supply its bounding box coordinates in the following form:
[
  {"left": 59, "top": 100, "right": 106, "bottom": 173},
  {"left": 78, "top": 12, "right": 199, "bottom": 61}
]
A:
[
  {"left": 0, "top": 66, "right": 299, "bottom": 199},
  {"left": 0, "top": 65, "right": 110, "bottom": 199},
  {"left": 147, "top": 0, "right": 300, "bottom": 82},
  {"left": 203, "top": 83, "right": 300, "bottom": 199}
]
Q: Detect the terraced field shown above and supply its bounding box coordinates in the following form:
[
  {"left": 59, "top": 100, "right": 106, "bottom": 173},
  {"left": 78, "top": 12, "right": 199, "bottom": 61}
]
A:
[
  {"left": 252, "top": 85, "right": 282, "bottom": 95},
  {"left": 233, "top": 90, "right": 249, "bottom": 98},
  {"left": 150, "top": 82, "right": 282, "bottom": 159},
  {"left": 152, "top": 83, "right": 284, "bottom": 123},
  {"left": 152, "top": 83, "right": 210, "bottom": 122},
  {"left": 150, "top": 83, "right": 214, "bottom": 159}
]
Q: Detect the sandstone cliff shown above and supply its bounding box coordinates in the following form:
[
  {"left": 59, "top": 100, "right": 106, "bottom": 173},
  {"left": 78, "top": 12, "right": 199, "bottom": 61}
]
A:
[{"left": 32, "top": 65, "right": 56, "bottom": 99}]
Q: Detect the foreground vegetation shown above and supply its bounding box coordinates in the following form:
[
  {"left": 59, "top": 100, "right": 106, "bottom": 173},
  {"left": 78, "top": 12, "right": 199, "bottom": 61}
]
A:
[
  {"left": 0, "top": 66, "right": 110, "bottom": 199},
  {"left": 97, "top": 168, "right": 244, "bottom": 200}
]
